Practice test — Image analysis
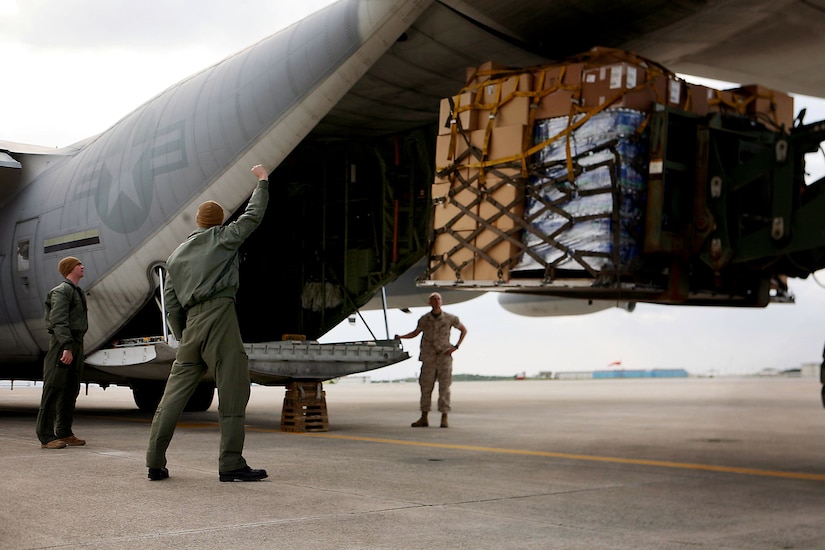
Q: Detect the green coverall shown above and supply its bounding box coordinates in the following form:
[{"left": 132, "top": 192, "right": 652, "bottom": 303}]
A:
[
  {"left": 146, "top": 180, "right": 269, "bottom": 472},
  {"left": 36, "top": 280, "right": 88, "bottom": 444}
]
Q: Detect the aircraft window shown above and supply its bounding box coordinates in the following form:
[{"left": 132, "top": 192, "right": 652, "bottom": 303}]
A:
[{"left": 17, "top": 240, "right": 30, "bottom": 271}]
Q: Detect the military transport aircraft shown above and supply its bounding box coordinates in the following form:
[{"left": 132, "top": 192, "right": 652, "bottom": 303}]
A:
[{"left": 2, "top": 0, "right": 825, "bottom": 411}]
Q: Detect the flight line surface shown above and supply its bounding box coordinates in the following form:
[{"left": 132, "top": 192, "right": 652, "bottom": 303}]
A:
[{"left": 2, "top": 376, "right": 825, "bottom": 549}]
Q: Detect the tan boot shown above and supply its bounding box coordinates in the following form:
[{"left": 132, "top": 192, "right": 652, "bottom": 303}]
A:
[
  {"left": 440, "top": 413, "right": 448, "bottom": 428},
  {"left": 411, "top": 412, "right": 428, "bottom": 427},
  {"left": 59, "top": 435, "right": 86, "bottom": 446}
]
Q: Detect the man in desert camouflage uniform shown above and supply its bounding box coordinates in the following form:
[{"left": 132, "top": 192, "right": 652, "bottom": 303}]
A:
[{"left": 395, "top": 292, "right": 467, "bottom": 428}]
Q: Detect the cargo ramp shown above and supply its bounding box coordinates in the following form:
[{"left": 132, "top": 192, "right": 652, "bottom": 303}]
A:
[{"left": 85, "top": 337, "right": 408, "bottom": 412}]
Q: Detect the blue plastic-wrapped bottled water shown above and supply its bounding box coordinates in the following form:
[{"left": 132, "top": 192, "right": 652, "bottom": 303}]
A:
[{"left": 514, "top": 109, "right": 648, "bottom": 274}]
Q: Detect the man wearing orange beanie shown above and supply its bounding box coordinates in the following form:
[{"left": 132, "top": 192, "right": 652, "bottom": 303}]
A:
[
  {"left": 147, "top": 164, "right": 270, "bottom": 482},
  {"left": 36, "top": 256, "right": 88, "bottom": 449}
]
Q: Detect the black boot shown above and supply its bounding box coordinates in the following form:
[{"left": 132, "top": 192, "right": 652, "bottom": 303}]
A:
[
  {"left": 219, "top": 465, "right": 268, "bottom": 482},
  {"left": 148, "top": 467, "right": 169, "bottom": 481},
  {"left": 411, "top": 412, "right": 429, "bottom": 427}
]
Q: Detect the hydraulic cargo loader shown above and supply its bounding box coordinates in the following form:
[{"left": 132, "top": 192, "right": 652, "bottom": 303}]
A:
[{"left": 421, "top": 47, "right": 825, "bottom": 308}]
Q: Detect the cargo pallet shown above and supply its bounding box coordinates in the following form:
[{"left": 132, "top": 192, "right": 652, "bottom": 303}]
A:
[
  {"left": 423, "top": 48, "right": 825, "bottom": 307},
  {"left": 280, "top": 381, "right": 329, "bottom": 432}
]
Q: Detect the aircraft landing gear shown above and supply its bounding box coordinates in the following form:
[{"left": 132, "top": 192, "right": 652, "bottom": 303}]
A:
[
  {"left": 184, "top": 383, "right": 215, "bottom": 412},
  {"left": 131, "top": 381, "right": 214, "bottom": 412},
  {"left": 132, "top": 381, "right": 165, "bottom": 412}
]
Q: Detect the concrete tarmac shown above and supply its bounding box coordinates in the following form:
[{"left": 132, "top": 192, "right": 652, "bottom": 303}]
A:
[{"left": 2, "top": 376, "right": 825, "bottom": 549}]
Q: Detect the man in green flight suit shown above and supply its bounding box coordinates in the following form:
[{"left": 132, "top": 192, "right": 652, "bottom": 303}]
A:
[
  {"left": 146, "top": 164, "right": 270, "bottom": 482},
  {"left": 36, "top": 256, "right": 88, "bottom": 449}
]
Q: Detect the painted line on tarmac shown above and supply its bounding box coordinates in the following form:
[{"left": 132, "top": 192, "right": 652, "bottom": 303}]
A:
[
  {"left": 280, "top": 431, "right": 825, "bottom": 482},
  {"left": 102, "top": 417, "right": 825, "bottom": 482}
]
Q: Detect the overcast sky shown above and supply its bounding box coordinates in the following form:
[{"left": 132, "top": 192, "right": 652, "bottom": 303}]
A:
[
  {"left": 3, "top": 0, "right": 825, "bottom": 381},
  {"left": 0, "top": 0, "right": 338, "bottom": 146}
]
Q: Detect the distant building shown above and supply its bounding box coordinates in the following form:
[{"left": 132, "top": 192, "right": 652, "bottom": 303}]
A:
[
  {"left": 799, "top": 363, "right": 819, "bottom": 378},
  {"left": 338, "top": 375, "right": 371, "bottom": 384},
  {"left": 552, "top": 369, "right": 688, "bottom": 380}
]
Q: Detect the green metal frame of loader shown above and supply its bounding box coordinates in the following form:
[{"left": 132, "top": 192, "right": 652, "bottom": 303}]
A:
[{"left": 643, "top": 107, "right": 825, "bottom": 306}]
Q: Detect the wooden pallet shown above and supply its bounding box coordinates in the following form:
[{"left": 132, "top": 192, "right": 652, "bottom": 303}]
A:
[{"left": 280, "top": 382, "right": 329, "bottom": 432}]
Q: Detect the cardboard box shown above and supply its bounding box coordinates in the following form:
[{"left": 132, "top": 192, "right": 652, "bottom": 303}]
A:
[
  {"left": 475, "top": 166, "right": 522, "bottom": 190},
  {"left": 477, "top": 96, "right": 531, "bottom": 129},
  {"left": 436, "top": 126, "right": 528, "bottom": 187},
  {"left": 432, "top": 182, "right": 478, "bottom": 232},
  {"left": 534, "top": 63, "right": 583, "bottom": 119},
  {"left": 666, "top": 78, "right": 684, "bottom": 109},
  {"left": 475, "top": 163, "right": 526, "bottom": 282},
  {"left": 468, "top": 125, "right": 530, "bottom": 164},
  {"left": 473, "top": 240, "right": 517, "bottom": 281},
  {"left": 438, "top": 92, "right": 477, "bottom": 135},
  {"left": 474, "top": 177, "right": 525, "bottom": 281},
  {"left": 477, "top": 177, "right": 524, "bottom": 225},
  {"left": 685, "top": 82, "right": 712, "bottom": 116},
  {"left": 581, "top": 63, "right": 645, "bottom": 110},
  {"left": 536, "top": 89, "right": 577, "bottom": 120},
  {"left": 432, "top": 126, "right": 530, "bottom": 282},
  {"left": 435, "top": 133, "right": 469, "bottom": 173},
  {"left": 708, "top": 89, "right": 747, "bottom": 116},
  {"left": 476, "top": 73, "right": 533, "bottom": 128},
  {"left": 478, "top": 72, "right": 532, "bottom": 105},
  {"left": 430, "top": 231, "right": 475, "bottom": 281},
  {"left": 466, "top": 60, "right": 507, "bottom": 85},
  {"left": 728, "top": 84, "right": 794, "bottom": 128},
  {"left": 584, "top": 62, "right": 644, "bottom": 90},
  {"left": 581, "top": 65, "right": 681, "bottom": 112}
]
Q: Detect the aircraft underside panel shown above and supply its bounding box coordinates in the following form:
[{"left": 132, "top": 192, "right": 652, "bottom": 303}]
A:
[
  {"left": 0, "top": 320, "right": 37, "bottom": 361},
  {"left": 0, "top": 233, "right": 40, "bottom": 360}
]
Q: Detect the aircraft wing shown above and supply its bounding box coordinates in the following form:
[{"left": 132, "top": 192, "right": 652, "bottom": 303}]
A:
[
  {"left": 0, "top": 141, "right": 79, "bottom": 208},
  {"left": 312, "top": 0, "right": 825, "bottom": 144}
]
